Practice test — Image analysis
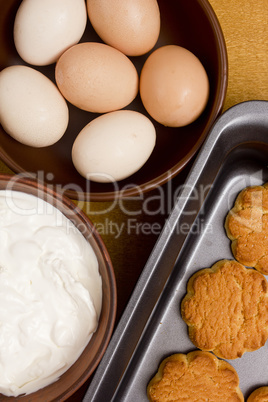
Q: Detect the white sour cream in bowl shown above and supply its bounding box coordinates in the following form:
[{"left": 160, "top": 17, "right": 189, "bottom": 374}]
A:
[{"left": 0, "top": 189, "right": 103, "bottom": 397}]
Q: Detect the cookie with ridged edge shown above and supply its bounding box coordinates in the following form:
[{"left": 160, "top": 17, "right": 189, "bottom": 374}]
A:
[
  {"left": 225, "top": 183, "right": 268, "bottom": 274},
  {"left": 181, "top": 259, "right": 268, "bottom": 359},
  {"left": 247, "top": 387, "right": 268, "bottom": 402},
  {"left": 147, "top": 350, "right": 244, "bottom": 402}
]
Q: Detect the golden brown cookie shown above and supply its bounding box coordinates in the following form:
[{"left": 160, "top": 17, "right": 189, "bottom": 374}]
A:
[
  {"left": 181, "top": 259, "right": 268, "bottom": 359},
  {"left": 225, "top": 183, "right": 268, "bottom": 274},
  {"left": 147, "top": 350, "right": 244, "bottom": 402},
  {"left": 247, "top": 387, "right": 268, "bottom": 402}
]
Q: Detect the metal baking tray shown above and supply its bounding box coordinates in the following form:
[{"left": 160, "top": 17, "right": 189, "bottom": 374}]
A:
[{"left": 84, "top": 100, "right": 268, "bottom": 401}]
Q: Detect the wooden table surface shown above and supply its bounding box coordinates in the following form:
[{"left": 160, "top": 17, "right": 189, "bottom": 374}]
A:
[{"left": 0, "top": 0, "right": 267, "bottom": 400}]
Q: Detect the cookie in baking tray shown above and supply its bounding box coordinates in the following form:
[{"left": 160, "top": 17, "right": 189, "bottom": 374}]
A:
[
  {"left": 225, "top": 183, "right": 268, "bottom": 274},
  {"left": 181, "top": 259, "right": 268, "bottom": 359},
  {"left": 247, "top": 386, "right": 268, "bottom": 402},
  {"left": 147, "top": 350, "right": 244, "bottom": 402}
]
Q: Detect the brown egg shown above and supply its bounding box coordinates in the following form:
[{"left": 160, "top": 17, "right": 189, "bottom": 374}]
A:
[
  {"left": 86, "top": 0, "right": 160, "bottom": 56},
  {"left": 55, "top": 42, "right": 139, "bottom": 113},
  {"left": 140, "top": 45, "right": 210, "bottom": 127}
]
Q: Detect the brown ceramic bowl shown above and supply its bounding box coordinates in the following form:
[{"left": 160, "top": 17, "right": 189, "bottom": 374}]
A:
[
  {"left": 0, "top": 0, "right": 228, "bottom": 201},
  {"left": 0, "top": 173, "right": 117, "bottom": 401}
]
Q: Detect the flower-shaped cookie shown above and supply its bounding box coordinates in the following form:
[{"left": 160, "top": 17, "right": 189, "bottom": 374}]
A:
[
  {"left": 181, "top": 259, "right": 268, "bottom": 359},
  {"left": 247, "top": 387, "right": 268, "bottom": 402},
  {"left": 147, "top": 350, "right": 244, "bottom": 402},
  {"left": 225, "top": 183, "right": 268, "bottom": 274}
]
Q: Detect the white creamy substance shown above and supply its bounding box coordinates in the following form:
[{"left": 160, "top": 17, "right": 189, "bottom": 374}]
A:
[{"left": 0, "top": 190, "right": 102, "bottom": 397}]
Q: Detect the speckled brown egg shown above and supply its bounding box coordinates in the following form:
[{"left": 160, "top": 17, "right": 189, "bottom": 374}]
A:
[
  {"left": 86, "top": 0, "right": 160, "bottom": 56},
  {"left": 140, "top": 45, "right": 210, "bottom": 127},
  {"left": 55, "top": 42, "right": 139, "bottom": 113}
]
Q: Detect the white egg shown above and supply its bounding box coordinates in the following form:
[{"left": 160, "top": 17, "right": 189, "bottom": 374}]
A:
[
  {"left": 14, "top": 0, "right": 87, "bottom": 66},
  {"left": 0, "top": 65, "right": 69, "bottom": 147},
  {"left": 72, "top": 110, "right": 156, "bottom": 183}
]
